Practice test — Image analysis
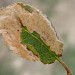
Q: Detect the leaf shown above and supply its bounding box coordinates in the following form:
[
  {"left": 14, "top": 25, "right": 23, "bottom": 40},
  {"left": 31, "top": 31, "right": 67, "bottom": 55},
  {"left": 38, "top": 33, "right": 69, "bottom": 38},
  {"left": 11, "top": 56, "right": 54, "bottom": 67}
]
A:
[
  {"left": 21, "top": 26, "right": 59, "bottom": 64},
  {"left": 0, "top": 2, "right": 72, "bottom": 75}
]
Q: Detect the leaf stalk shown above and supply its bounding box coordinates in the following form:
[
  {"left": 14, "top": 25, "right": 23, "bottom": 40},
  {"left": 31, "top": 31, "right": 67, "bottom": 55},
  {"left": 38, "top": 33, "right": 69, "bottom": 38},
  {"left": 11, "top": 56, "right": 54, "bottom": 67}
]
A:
[{"left": 57, "top": 58, "right": 72, "bottom": 75}]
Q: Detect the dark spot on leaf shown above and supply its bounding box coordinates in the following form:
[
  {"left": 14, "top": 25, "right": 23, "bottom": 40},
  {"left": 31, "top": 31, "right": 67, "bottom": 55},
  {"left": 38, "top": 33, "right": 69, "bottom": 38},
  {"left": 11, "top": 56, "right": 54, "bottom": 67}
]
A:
[{"left": 17, "top": 30, "right": 19, "bottom": 31}]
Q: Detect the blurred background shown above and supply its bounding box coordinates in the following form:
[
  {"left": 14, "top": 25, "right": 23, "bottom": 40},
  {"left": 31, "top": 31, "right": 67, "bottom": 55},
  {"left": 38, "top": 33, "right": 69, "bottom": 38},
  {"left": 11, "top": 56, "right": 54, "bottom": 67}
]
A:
[{"left": 0, "top": 0, "right": 75, "bottom": 75}]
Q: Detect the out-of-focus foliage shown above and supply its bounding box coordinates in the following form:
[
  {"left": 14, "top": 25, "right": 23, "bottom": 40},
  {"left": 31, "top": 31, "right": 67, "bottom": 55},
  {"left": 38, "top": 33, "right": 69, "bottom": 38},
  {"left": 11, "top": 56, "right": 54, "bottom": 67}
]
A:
[{"left": 38, "top": 0, "right": 59, "bottom": 17}]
